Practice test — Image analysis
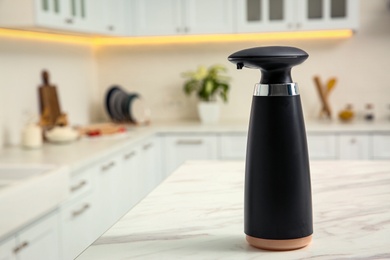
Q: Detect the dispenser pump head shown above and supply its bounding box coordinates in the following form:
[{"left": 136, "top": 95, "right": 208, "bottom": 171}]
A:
[{"left": 228, "top": 46, "right": 308, "bottom": 84}]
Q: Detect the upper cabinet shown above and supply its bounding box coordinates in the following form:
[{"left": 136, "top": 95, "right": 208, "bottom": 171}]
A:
[
  {"left": 237, "top": 0, "right": 359, "bottom": 33},
  {"left": 0, "top": 0, "right": 359, "bottom": 37},
  {"left": 296, "top": 0, "right": 359, "bottom": 30},
  {"left": 133, "top": 0, "right": 234, "bottom": 36}
]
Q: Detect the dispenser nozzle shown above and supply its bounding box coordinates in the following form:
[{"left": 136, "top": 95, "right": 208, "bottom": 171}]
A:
[{"left": 228, "top": 46, "right": 308, "bottom": 84}]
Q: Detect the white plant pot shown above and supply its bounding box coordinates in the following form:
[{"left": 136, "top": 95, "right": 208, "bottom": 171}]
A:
[{"left": 197, "top": 102, "right": 220, "bottom": 124}]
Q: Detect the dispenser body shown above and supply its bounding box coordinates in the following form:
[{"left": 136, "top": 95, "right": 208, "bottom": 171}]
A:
[{"left": 245, "top": 90, "right": 313, "bottom": 240}]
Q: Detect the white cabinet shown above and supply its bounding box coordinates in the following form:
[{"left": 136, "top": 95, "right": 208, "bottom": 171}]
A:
[
  {"left": 99, "top": 0, "right": 127, "bottom": 35},
  {"left": 140, "top": 137, "right": 163, "bottom": 194},
  {"left": 307, "top": 134, "right": 338, "bottom": 160},
  {"left": 372, "top": 134, "right": 390, "bottom": 159},
  {"left": 219, "top": 134, "right": 247, "bottom": 160},
  {"left": 0, "top": 238, "right": 16, "bottom": 260},
  {"left": 339, "top": 134, "right": 370, "bottom": 160},
  {"left": 236, "top": 0, "right": 358, "bottom": 33},
  {"left": 237, "top": 0, "right": 295, "bottom": 32},
  {"left": 0, "top": 213, "right": 61, "bottom": 260},
  {"left": 162, "top": 134, "right": 218, "bottom": 174},
  {"left": 133, "top": 0, "right": 234, "bottom": 36},
  {"left": 0, "top": 0, "right": 115, "bottom": 34},
  {"left": 184, "top": 0, "right": 234, "bottom": 34},
  {"left": 60, "top": 167, "right": 98, "bottom": 260},
  {"left": 296, "top": 0, "right": 359, "bottom": 31},
  {"left": 95, "top": 154, "right": 123, "bottom": 232}
]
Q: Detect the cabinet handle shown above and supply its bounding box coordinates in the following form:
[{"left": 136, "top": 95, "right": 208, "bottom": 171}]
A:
[
  {"left": 184, "top": 26, "right": 189, "bottom": 33},
  {"left": 296, "top": 22, "right": 302, "bottom": 28},
  {"left": 124, "top": 151, "right": 136, "bottom": 160},
  {"left": 176, "top": 140, "right": 203, "bottom": 145},
  {"left": 13, "top": 241, "right": 29, "bottom": 254},
  {"left": 143, "top": 143, "right": 153, "bottom": 150},
  {"left": 350, "top": 138, "right": 357, "bottom": 144},
  {"left": 65, "top": 18, "right": 73, "bottom": 24},
  {"left": 101, "top": 161, "right": 115, "bottom": 172},
  {"left": 176, "top": 27, "right": 181, "bottom": 33},
  {"left": 70, "top": 180, "right": 87, "bottom": 193},
  {"left": 72, "top": 203, "right": 90, "bottom": 217},
  {"left": 108, "top": 25, "right": 115, "bottom": 31}
]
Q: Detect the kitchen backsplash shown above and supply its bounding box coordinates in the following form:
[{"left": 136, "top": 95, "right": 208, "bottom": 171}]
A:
[{"left": 0, "top": 1, "right": 389, "bottom": 147}]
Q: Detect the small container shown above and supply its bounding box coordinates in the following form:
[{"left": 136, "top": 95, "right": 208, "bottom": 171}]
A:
[
  {"left": 364, "top": 104, "right": 374, "bottom": 121},
  {"left": 22, "top": 123, "right": 43, "bottom": 149}
]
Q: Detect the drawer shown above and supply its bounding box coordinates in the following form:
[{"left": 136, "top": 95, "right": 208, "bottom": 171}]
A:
[
  {"left": 307, "top": 134, "right": 338, "bottom": 160},
  {"left": 219, "top": 134, "right": 247, "bottom": 160},
  {"left": 339, "top": 134, "right": 370, "bottom": 160},
  {"left": 371, "top": 134, "right": 390, "bottom": 159},
  {"left": 68, "top": 167, "right": 94, "bottom": 201},
  {"left": 60, "top": 193, "right": 97, "bottom": 260}
]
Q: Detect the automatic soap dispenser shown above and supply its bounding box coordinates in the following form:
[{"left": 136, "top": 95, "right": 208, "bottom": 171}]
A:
[{"left": 228, "top": 46, "right": 313, "bottom": 251}]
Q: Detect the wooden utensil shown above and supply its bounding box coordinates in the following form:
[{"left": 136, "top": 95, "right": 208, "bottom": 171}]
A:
[
  {"left": 38, "top": 70, "right": 66, "bottom": 127},
  {"left": 314, "top": 76, "right": 332, "bottom": 119}
]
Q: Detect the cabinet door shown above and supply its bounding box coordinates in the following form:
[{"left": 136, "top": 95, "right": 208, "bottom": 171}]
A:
[
  {"left": 184, "top": 0, "right": 234, "bottom": 34},
  {"left": 133, "top": 0, "right": 182, "bottom": 36},
  {"left": 100, "top": 0, "right": 127, "bottom": 35},
  {"left": 140, "top": 137, "right": 162, "bottom": 194},
  {"left": 307, "top": 134, "right": 338, "bottom": 160},
  {"left": 60, "top": 192, "right": 98, "bottom": 260},
  {"left": 296, "top": 0, "right": 359, "bottom": 30},
  {"left": 162, "top": 134, "right": 218, "bottom": 175},
  {"left": 237, "top": 0, "right": 295, "bottom": 32},
  {"left": 16, "top": 213, "right": 60, "bottom": 260},
  {"left": 35, "top": 0, "right": 71, "bottom": 30},
  {"left": 219, "top": 134, "right": 247, "bottom": 160},
  {"left": 0, "top": 238, "right": 16, "bottom": 260},
  {"left": 121, "top": 145, "right": 142, "bottom": 213},
  {"left": 95, "top": 155, "right": 123, "bottom": 232},
  {"left": 339, "top": 134, "right": 370, "bottom": 160},
  {"left": 372, "top": 134, "right": 390, "bottom": 159}
]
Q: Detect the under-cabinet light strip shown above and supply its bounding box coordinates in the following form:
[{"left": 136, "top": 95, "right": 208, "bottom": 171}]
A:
[{"left": 0, "top": 28, "right": 353, "bottom": 46}]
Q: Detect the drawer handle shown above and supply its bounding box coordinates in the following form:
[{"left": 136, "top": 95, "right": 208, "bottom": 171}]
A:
[
  {"left": 108, "top": 25, "right": 115, "bottom": 31},
  {"left": 101, "top": 161, "right": 115, "bottom": 172},
  {"left": 350, "top": 138, "right": 357, "bottom": 144},
  {"left": 70, "top": 180, "right": 87, "bottom": 193},
  {"left": 143, "top": 143, "right": 153, "bottom": 150},
  {"left": 14, "top": 241, "right": 29, "bottom": 254},
  {"left": 72, "top": 203, "right": 90, "bottom": 217},
  {"left": 176, "top": 140, "right": 203, "bottom": 145},
  {"left": 124, "top": 151, "right": 136, "bottom": 160}
]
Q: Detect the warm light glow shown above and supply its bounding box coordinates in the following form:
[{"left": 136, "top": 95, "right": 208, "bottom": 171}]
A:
[
  {"left": 93, "top": 30, "right": 354, "bottom": 46},
  {"left": 0, "top": 28, "right": 353, "bottom": 46},
  {"left": 0, "top": 28, "right": 93, "bottom": 45}
]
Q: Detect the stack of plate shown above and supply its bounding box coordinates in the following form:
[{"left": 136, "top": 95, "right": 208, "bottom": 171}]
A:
[{"left": 105, "top": 86, "right": 150, "bottom": 124}]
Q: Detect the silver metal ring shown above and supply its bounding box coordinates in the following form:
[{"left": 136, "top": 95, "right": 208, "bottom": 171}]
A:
[{"left": 253, "top": 83, "right": 299, "bottom": 96}]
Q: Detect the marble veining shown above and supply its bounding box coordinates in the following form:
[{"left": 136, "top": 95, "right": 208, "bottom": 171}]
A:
[{"left": 78, "top": 161, "right": 390, "bottom": 260}]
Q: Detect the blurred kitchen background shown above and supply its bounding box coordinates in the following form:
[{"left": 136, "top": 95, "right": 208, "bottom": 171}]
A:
[{"left": 0, "top": 0, "right": 389, "bottom": 143}]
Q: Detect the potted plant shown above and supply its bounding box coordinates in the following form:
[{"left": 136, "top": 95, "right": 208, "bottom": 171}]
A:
[{"left": 182, "top": 64, "right": 230, "bottom": 124}]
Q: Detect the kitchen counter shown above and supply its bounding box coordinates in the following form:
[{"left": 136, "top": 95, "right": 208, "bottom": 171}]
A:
[
  {"left": 78, "top": 161, "right": 390, "bottom": 260},
  {"left": 1, "top": 120, "right": 390, "bottom": 172}
]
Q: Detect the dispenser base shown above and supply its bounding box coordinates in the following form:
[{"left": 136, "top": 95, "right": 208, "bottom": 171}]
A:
[{"left": 246, "top": 235, "right": 312, "bottom": 251}]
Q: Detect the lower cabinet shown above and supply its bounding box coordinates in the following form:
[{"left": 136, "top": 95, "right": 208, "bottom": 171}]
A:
[
  {"left": 307, "top": 134, "right": 338, "bottom": 160},
  {"left": 371, "top": 134, "right": 390, "bottom": 159},
  {"left": 339, "top": 134, "right": 370, "bottom": 160},
  {"left": 162, "top": 134, "right": 218, "bottom": 174},
  {"left": 219, "top": 134, "right": 247, "bottom": 160},
  {"left": 0, "top": 212, "right": 60, "bottom": 260}
]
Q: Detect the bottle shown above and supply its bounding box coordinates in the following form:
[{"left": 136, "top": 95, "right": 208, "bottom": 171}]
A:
[
  {"left": 364, "top": 103, "right": 374, "bottom": 121},
  {"left": 228, "top": 46, "right": 313, "bottom": 251}
]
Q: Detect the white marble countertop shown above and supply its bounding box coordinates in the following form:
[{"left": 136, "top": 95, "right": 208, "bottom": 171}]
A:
[{"left": 78, "top": 161, "right": 390, "bottom": 260}]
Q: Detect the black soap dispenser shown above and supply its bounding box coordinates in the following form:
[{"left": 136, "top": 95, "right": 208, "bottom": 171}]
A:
[{"left": 228, "top": 46, "right": 313, "bottom": 251}]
